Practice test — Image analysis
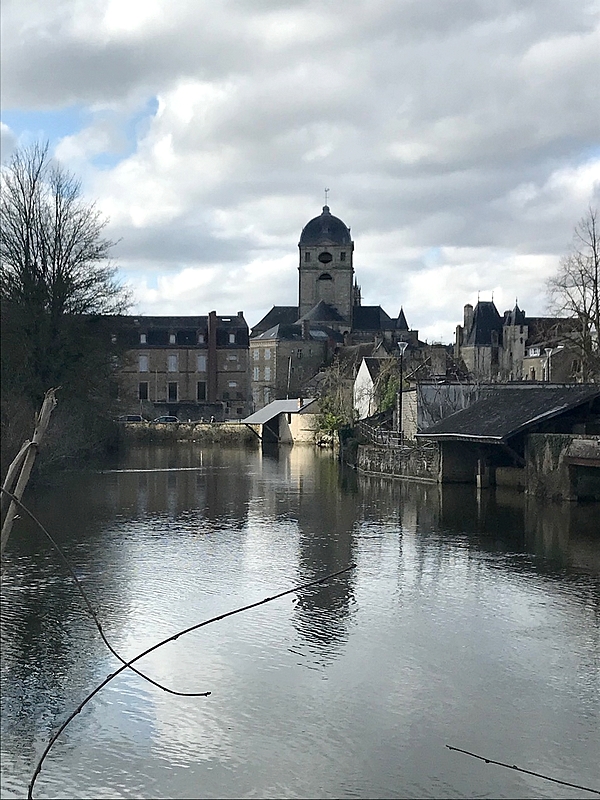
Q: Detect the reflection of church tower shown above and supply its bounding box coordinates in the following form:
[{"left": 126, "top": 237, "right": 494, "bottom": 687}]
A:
[{"left": 298, "top": 206, "right": 355, "bottom": 324}]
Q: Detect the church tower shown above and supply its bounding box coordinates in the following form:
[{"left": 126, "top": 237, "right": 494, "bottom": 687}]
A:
[{"left": 298, "top": 205, "right": 355, "bottom": 323}]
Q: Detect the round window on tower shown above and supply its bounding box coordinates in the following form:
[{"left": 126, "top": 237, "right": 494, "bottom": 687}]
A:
[{"left": 318, "top": 251, "right": 333, "bottom": 263}]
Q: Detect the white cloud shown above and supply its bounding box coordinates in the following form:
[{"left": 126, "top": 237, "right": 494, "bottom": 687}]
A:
[
  {"left": 2, "top": 0, "right": 599, "bottom": 341},
  {"left": 0, "top": 122, "right": 17, "bottom": 161}
]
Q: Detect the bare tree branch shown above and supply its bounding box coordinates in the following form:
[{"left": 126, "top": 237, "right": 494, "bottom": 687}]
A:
[{"left": 548, "top": 207, "right": 600, "bottom": 381}]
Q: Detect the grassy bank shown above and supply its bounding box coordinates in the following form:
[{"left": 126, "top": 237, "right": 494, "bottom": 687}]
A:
[{"left": 119, "top": 421, "right": 260, "bottom": 446}]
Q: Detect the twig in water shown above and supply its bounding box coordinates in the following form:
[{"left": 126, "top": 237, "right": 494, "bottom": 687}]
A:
[
  {"left": 446, "top": 744, "right": 600, "bottom": 796},
  {"left": 1, "top": 487, "right": 210, "bottom": 698},
  {"left": 27, "top": 563, "right": 355, "bottom": 799}
]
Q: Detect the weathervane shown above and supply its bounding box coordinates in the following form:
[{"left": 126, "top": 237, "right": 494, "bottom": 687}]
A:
[{"left": 324, "top": 187, "right": 330, "bottom": 205}]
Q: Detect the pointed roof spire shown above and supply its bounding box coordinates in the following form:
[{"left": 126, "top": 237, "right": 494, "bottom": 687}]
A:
[{"left": 396, "top": 307, "right": 409, "bottom": 331}]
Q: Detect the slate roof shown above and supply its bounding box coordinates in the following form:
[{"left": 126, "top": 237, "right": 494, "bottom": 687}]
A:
[
  {"left": 297, "top": 300, "right": 347, "bottom": 323},
  {"left": 129, "top": 314, "right": 246, "bottom": 329},
  {"left": 503, "top": 303, "right": 526, "bottom": 326},
  {"left": 242, "top": 398, "right": 317, "bottom": 424},
  {"left": 252, "top": 322, "right": 343, "bottom": 343},
  {"left": 250, "top": 306, "right": 299, "bottom": 336},
  {"left": 353, "top": 305, "right": 395, "bottom": 331},
  {"left": 396, "top": 307, "right": 409, "bottom": 331},
  {"left": 299, "top": 206, "right": 352, "bottom": 246},
  {"left": 417, "top": 385, "right": 600, "bottom": 442},
  {"left": 362, "top": 357, "right": 390, "bottom": 381},
  {"left": 464, "top": 301, "right": 503, "bottom": 346}
]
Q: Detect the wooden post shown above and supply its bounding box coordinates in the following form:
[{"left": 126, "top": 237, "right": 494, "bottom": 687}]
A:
[{"left": 1, "top": 389, "right": 57, "bottom": 556}]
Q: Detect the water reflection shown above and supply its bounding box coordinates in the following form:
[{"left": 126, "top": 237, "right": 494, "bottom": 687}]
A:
[
  {"left": 356, "top": 472, "right": 600, "bottom": 573},
  {"left": 292, "top": 450, "right": 357, "bottom": 655},
  {"left": 1, "top": 444, "right": 599, "bottom": 800}
]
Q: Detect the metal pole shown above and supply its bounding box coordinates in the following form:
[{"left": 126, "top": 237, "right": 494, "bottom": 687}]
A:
[
  {"left": 544, "top": 348, "right": 552, "bottom": 382},
  {"left": 397, "top": 341, "right": 408, "bottom": 440},
  {"left": 399, "top": 350, "right": 403, "bottom": 439}
]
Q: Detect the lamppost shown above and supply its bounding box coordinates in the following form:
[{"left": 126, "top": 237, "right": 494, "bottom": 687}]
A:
[
  {"left": 544, "top": 347, "right": 552, "bottom": 382},
  {"left": 397, "top": 341, "right": 408, "bottom": 438}
]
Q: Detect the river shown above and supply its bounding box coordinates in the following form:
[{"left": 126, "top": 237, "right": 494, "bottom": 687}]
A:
[{"left": 1, "top": 443, "right": 599, "bottom": 799}]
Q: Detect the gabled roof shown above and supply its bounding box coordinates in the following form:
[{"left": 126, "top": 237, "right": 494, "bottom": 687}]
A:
[
  {"left": 251, "top": 322, "right": 343, "bottom": 343},
  {"left": 252, "top": 323, "right": 299, "bottom": 341},
  {"left": 337, "top": 339, "right": 393, "bottom": 364},
  {"left": 251, "top": 306, "right": 298, "bottom": 336},
  {"left": 353, "top": 305, "right": 395, "bottom": 331},
  {"left": 360, "top": 357, "right": 391, "bottom": 381},
  {"left": 242, "top": 398, "right": 317, "bottom": 424},
  {"left": 417, "top": 385, "right": 600, "bottom": 442},
  {"left": 297, "top": 301, "right": 347, "bottom": 323}
]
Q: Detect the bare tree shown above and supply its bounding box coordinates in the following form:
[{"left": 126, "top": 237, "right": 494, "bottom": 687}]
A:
[
  {"left": 1, "top": 142, "right": 130, "bottom": 471},
  {"left": 548, "top": 207, "right": 600, "bottom": 381},
  {"left": 1, "top": 142, "right": 127, "bottom": 318}
]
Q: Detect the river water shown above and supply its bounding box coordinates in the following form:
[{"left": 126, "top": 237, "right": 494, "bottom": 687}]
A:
[{"left": 1, "top": 443, "right": 599, "bottom": 800}]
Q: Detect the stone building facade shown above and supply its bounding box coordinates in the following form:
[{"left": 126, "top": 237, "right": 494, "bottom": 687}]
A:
[
  {"left": 455, "top": 300, "right": 581, "bottom": 382},
  {"left": 250, "top": 205, "right": 419, "bottom": 410},
  {"left": 116, "top": 311, "right": 250, "bottom": 421}
]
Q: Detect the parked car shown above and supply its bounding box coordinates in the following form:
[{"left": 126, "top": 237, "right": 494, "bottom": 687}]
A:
[
  {"left": 151, "top": 415, "right": 180, "bottom": 424},
  {"left": 116, "top": 414, "right": 144, "bottom": 423}
]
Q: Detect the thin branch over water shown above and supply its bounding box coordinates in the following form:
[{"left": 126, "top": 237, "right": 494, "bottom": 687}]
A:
[
  {"left": 446, "top": 744, "right": 600, "bottom": 796},
  {"left": 27, "top": 561, "right": 354, "bottom": 798},
  {"left": 0, "top": 491, "right": 356, "bottom": 799}
]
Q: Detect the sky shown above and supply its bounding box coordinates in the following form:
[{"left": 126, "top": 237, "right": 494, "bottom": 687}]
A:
[{"left": 2, "top": 0, "right": 599, "bottom": 343}]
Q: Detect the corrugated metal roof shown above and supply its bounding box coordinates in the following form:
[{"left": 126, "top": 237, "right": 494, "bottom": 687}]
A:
[{"left": 243, "top": 398, "right": 317, "bottom": 424}]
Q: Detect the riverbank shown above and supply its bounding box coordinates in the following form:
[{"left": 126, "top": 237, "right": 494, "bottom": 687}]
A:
[{"left": 118, "top": 420, "right": 260, "bottom": 446}]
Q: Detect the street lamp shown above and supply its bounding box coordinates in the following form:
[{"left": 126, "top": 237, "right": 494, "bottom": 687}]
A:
[
  {"left": 397, "top": 341, "right": 408, "bottom": 438},
  {"left": 544, "top": 347, "right": 552, "bottom": 382}
]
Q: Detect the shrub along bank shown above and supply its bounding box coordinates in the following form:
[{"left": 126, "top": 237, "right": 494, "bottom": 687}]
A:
[{"left": 119, "top": 421, "right": 260, "bottom": 446}]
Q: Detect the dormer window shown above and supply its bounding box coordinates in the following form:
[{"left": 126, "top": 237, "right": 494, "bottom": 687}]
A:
[
  {"left": 198, "top": 333, "right": 205, "bottom": 344},
  {"left": 140, "top": 333, "right": 147, "bottom": 344},
  {"left": 169, "top": 334, "right": 176, "bottom": 344}
]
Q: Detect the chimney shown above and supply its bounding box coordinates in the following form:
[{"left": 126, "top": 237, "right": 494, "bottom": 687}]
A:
[
  {"left": 207, "top": 311, "right": 218, "bottom": 403},
  {"left": 298, "top": 396, "right": 303, "bottom": 409},
  {"left": 302, "top": 320, "right": 310, "bottom": 340},
  {"left": 464, "top": 304, "right": 474, "bottom": 332}
]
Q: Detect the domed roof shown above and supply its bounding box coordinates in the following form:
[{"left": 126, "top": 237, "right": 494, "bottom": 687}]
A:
[{"left": 299, "top": 206, "right": 352, "bottom": 247}]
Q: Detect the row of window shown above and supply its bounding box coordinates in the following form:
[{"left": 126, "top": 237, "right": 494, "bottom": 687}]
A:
[
  {"left": 138, "top": 381, "right": 244, "bottom": 402},
  {"left": 139, "top": 332, "right": 238, "bottom": 345},
  {"left": 139, "top": 353, "right": 240, "bottom": 372},
  {"left": 252, "top": 347, "right": 312, "bottom": 361},
  {"left": 253, "top": 367, "right": 271, "bottom": 381},
  {"left": 253, "top": 348, "right": 271, "bottom": 360}
]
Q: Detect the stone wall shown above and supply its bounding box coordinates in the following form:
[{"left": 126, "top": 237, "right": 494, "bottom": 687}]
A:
[
  {"left": 526, "top": 434, "right": 600, "bottom": 501},
  {"left": 357, "top": 441, "right": 439, "bottom": 482}
]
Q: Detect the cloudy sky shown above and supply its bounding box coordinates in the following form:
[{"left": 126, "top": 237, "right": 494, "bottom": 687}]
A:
[{"left": 2, "top": 0, "right": 599, "bottom": 342}]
